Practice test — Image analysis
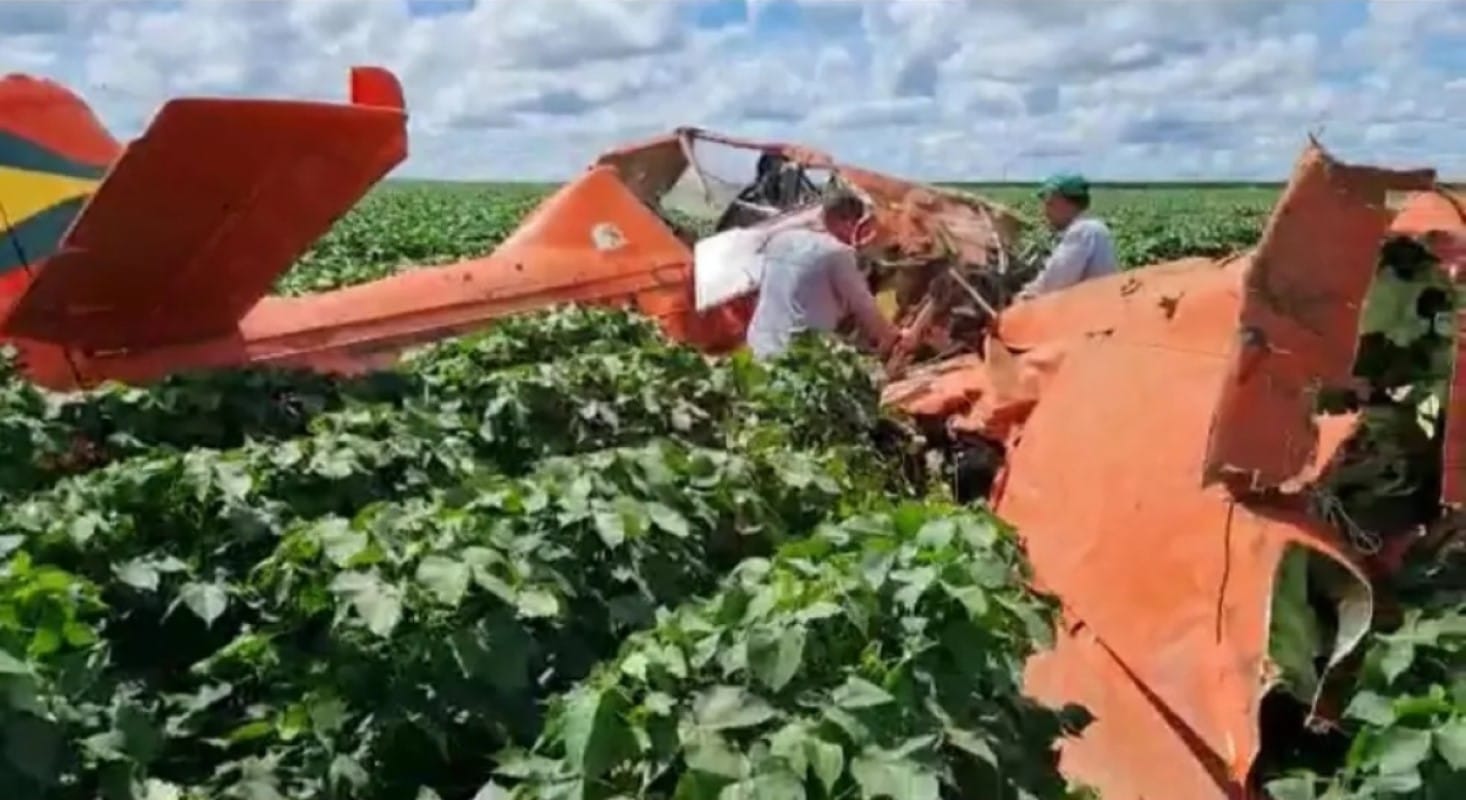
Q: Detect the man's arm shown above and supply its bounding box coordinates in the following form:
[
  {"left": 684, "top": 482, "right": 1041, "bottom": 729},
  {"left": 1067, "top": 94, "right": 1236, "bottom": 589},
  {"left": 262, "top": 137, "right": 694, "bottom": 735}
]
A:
[
  {"left": 827, "top": 249, "right": 900, "bottom": 352},
  {"left": 1018, "top": 223, "right": 1098, "bottom": 299}
]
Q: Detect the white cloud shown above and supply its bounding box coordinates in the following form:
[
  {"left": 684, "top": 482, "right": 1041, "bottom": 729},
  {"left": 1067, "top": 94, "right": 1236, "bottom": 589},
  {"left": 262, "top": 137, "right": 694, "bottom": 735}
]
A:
[{"left": 1, "top": 0, "right": 1462, "bottom": 180}]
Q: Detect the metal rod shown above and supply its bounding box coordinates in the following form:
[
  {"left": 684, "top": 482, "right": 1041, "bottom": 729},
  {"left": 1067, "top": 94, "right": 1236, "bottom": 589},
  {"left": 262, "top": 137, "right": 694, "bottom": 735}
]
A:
[{"left": 946, "top": 266, "right": 1001, "bottom": 319}]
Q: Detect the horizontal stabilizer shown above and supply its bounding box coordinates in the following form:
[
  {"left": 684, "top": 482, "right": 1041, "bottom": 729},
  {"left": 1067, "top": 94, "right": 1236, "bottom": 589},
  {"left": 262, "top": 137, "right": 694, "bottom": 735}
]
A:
[{"left": 5, "top": 69, "right": 407, "bottom": 350}]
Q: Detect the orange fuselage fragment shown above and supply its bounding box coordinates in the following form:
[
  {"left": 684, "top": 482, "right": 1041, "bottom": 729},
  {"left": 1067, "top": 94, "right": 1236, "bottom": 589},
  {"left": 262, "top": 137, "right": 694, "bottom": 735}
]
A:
[{"left": 881, "top": 148, "right": 1456, "bottom": 799}]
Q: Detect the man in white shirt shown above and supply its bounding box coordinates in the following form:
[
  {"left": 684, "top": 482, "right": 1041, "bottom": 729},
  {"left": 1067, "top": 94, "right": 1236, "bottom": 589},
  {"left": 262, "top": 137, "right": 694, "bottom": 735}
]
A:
[
  {"left": 745, "top": 189, "right": 901, "bottom": 360},
  {"left": 1018, "top": 173, "right": 1118, "bottom": 299}
]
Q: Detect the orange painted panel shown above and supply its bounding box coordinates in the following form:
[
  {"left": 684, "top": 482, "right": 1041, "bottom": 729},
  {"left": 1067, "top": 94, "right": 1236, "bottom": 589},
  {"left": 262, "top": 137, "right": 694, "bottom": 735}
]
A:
[
  {"left": 5, "top": 91, "right": 407, "bottom": 349},
  {"left": 997, "top": 320, "right": 1368, "bottom": 798},
  {"left": 1203, "top": 144, "right": 1435, "bottom": 490},
  {"left": 64, "top": 166, "right": 703, "bottom": 384},
  {"left": 0, "top": 74, "right": 119, "bottom": 166}
]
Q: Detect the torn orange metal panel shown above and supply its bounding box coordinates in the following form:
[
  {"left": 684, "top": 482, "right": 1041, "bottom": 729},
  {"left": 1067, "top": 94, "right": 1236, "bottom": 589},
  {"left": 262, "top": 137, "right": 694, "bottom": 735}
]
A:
[
  {"left": 879, "top": 142, "right": 1433, "bottom": 799},
  {"left": 592, "top": 131, "right": 688, "bottom": 204},
  {"left": 1389, "top": 188, "right": 1466, "bottom": 241},
  {"left": 599, "top": 127, "right": 1023, "bottom": 270},
  {"left": 1000, "top": 331, "right": 1369, "bottom": 799},
  {"left": 1201, "top": 143, "right": 1435, "bottom": 491}
]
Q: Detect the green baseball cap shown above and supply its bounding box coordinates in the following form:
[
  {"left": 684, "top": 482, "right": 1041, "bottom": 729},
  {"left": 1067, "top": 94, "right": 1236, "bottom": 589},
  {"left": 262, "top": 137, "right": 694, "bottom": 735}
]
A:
[{"left": 1037, "top": 172, "right": 1090, "bottom": 200}]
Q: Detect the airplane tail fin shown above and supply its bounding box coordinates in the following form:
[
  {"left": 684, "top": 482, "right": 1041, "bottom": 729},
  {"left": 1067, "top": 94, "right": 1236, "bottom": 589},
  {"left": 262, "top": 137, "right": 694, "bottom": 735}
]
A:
[
  {"left": 1, "top": 67, "right": 408, "bottom": 351},
  {"left": 0, "top": 74, "right": 120, "bottom": 302}
]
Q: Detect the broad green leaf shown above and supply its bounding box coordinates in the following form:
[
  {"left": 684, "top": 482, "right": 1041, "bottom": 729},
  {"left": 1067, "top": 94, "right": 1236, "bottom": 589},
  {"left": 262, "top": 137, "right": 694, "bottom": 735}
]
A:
[
  {"left": 329, "top": 754, "right": 369, "bottom": 790},
  {"left": 798, "top": 601, "right": 843, "bottom": 622},
  {"left": 915, "top": 518, "right": 955, "bottom": 549},
  {"left": 768, "top": 723, "right": 809, "bottom": 777},
  {"left": 1264, "top": 775, "right": 1317, "bottom": 800},
  {"left": 139, "top": 779, "right": 183, "bottom": 800},
  {"left": 226, "top": 720, "right": 274, "bottom": 744},
  {"left": 1343, "top": 691, "right": 1396, "bottom": 727},
  {"left": 1374, "top": 726, "right": 1432, "bottom": 776},
  {"left": 694, "top": 686, "right": 777, "bottom": 731},
  {"left": 832, "top": 676, "right": 894, "bottom": 710},
  {"left": 114, "top": 559, "right": 162, "bottom": 591},
  {"left": 330, "top": 571, "right": 404, "bottom": 638},
  {"left": 1379, "top": 640, "right": 1416, "bottom": 685},
  {"left": 955, "top": 515, "right": 999, "bottom": 548},
  {"left": 561, "top": 688, "right": 626, "bottom": 781},
  {"left": 684, "top": 729, "right": 746, "bottom": 780},
  {"left": 850, "top": 751, "right": 939, "bottom": 800},
  {"left": 822, "top": 706, "right": 870, "bottom": 744},
  {"left": 1436, "top": 718, "right": 1466, "bottom": 770},
  {"left": 416, "top": 554, "right": 471, "bottom": 607},
  {"left": 472, "top": 781, "right": 511, "bottom": 800},
  {"left": 945, "top": 583, "right": 989, "bottom": 617},
  {"left": 1360, "top": 270, "right": 1434, "bottom": 347},
  {"left": 718, "top": 770, "right": 805, "bottom": 800},
  {"left": 1372, "top": 768, "right": 1423, "bottom": 795},
  {"left": 309, "top": 696, "right": 349, "bottom": 734},
  {"left": 29, "top": 625, "right": 60, "bottom": 658},
  {"left": 946, "top": 727, "right": 998, "bottom": 766},
  {"left": 1268, "top": 549, "right": 1322, "bottom": 703},
  {"left": 232, "top": 755, "right": 286, "bottom": 800},
  {"left": 0, "top": 647, "right": 31, "bottom": 675},
  {"left": 620, "top": 652, "right": 650, "bottom": 681},
  {"left": 893, "top": 566, "right": 936, "bottom": 608},
  {"left": 647, "top": 501, "right": 691, "bottom": 538},
  {"left": 68, "top": 512, "right": 101, "bottom": 545},
  {"left": 178, "top": 581, "right": 230, "bottom": 627},
  {"left": 748, "top": 625, "right": 806, "bottom": 693},
  {"left": 644, "top": 691, "right": 676, "bottom": 716},
  {"left": 317, "top": 519, "right": 368, "bottom": 567},
  {"left": 594, "top": 510, "right": 627, "bottom": 548},
  {"left": 807, "top": 738, "right": 845, "bottom": 795},
  {"left": 516, "top": 587, "right": 561, "bottom": 619},
  {"left": 995, "top": 594, "right": 1055, "bottom": 650},
  {"left": 214, "top": 461, "right": 254, "bottom": 500}
]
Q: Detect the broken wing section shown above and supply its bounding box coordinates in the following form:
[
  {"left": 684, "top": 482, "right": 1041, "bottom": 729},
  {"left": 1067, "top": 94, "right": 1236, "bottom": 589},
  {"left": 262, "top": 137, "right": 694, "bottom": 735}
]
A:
[
  {"left": 1203, "top": 140, "right": 1435, "bottom": 490},
  {"left": 3, "top": 67, "right": 408, "bottom": 351}
]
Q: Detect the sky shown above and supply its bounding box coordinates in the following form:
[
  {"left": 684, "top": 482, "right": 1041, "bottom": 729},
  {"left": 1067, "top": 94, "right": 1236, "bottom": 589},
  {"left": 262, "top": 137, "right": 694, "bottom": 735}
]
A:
[{"left": 2, "top": 0, "right": 1464, "bottom": 182}]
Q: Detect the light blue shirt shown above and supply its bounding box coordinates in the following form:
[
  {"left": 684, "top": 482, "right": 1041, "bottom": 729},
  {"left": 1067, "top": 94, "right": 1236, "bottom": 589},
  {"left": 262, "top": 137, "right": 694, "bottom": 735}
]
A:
[
  {"left": 746, "top": 228, "right": 887, "bottom": 359},
  {"left": 1020, "top": 215, "right": 1118, "bottom": 296}
]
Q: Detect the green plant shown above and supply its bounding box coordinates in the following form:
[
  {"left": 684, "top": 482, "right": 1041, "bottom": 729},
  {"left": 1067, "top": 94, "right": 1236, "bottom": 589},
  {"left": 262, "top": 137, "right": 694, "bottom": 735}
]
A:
[{"left": 495, "top": 502, "right": 1090, "bottom": 800}]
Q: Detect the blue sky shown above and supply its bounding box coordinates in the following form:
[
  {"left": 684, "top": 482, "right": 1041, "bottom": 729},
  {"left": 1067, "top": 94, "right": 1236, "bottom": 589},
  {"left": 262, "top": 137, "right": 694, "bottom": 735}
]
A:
[{"left": 3, "top": 0, "right": 1464, "bottom": 181}]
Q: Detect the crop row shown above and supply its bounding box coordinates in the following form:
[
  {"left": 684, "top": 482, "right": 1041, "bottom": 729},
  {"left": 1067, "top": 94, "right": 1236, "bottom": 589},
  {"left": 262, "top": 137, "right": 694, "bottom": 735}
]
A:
[{"left": 0, "top": 307, "right": 1083, "bottom": 800}]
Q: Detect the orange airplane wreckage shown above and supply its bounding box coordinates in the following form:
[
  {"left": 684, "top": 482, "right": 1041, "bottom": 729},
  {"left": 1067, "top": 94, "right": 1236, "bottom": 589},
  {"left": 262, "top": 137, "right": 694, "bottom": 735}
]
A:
[
  {"left": 4, "top": 66, "right": 1465, "bottom": 799},
  {"left": 0, "top": 65, "right": 1020, "bottom": 390}
]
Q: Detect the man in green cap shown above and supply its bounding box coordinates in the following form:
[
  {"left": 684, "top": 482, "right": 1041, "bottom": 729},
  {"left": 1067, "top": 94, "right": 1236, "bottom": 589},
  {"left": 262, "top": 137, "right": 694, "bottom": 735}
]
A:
[{"left": 1017, "top": 172, "right": 1117, "bottom": 299}]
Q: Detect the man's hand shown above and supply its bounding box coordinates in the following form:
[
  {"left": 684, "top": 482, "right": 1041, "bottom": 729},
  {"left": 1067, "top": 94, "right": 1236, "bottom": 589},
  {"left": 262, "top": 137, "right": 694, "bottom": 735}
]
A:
[{"left": 878, "top": 326, "right": 919, "bottom": 361}]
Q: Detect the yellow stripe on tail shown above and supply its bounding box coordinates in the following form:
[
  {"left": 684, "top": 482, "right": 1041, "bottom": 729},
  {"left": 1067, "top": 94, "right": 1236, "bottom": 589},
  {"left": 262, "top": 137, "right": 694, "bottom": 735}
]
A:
[{"left": 0, "top": 165, "right": 97, "bottom": 232}]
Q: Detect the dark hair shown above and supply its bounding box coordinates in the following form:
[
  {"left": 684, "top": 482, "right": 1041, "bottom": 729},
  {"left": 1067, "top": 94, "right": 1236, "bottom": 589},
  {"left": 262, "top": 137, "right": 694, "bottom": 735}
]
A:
[
  {"left": 755, "top": 151, "right": 785, "bottom": 177},
  {"left": 821, "top": 188, "right": 866, "bottom": 223},
  {"left": 1067, "top": 192, "right": 1091, "bottom": 211}
]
